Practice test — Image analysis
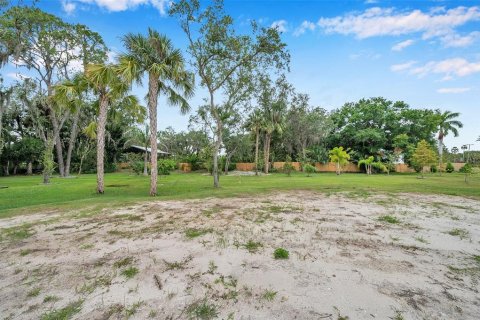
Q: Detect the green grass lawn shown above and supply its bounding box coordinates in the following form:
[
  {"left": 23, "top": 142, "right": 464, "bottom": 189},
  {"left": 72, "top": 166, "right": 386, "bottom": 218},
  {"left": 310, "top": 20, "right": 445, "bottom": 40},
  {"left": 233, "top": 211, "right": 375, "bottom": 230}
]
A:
[{"left": 0, "top": 171, "right": 479, "bottom": 218}]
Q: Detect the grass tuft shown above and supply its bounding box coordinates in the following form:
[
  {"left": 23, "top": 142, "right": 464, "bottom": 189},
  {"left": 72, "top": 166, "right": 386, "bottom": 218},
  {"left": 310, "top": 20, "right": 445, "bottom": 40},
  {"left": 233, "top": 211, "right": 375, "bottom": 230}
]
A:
[
  {"left": 186, "top": 300, "right": 218, "bottom": 320},
  {"left": 185, "top": 228, "right": 213, "bottom": 239},
  {"left": 40, "top": 300, "right": 83, "bottom": 320},
  {"left": 378, "top": 215, "right": 400, "bottom": 224},
  {"left": 243, "top": 240, "right": 263, "bottom": 253},
  {"left": 273, "top": 248, "right": 289, "bottom": 259},
  {"left": 121, "top": 267, "right": 139, "bottom": 279}
]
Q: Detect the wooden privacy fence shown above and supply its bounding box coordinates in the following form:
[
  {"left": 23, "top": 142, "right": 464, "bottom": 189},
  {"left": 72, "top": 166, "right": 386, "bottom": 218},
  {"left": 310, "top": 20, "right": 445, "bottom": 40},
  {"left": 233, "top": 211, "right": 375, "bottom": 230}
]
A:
[
  {"left": 178, "top": 163, "right": 192, "bottom": 172},
  {"left": 235, "top": 162, "right": 466, "bottom": 173}
]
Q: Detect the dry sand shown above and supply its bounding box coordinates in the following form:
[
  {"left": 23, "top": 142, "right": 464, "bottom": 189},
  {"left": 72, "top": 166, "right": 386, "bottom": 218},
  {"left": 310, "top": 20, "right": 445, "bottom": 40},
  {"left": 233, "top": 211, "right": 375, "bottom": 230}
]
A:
[{"left": 0, "top": 191, "right": 479, "bottom": 319}]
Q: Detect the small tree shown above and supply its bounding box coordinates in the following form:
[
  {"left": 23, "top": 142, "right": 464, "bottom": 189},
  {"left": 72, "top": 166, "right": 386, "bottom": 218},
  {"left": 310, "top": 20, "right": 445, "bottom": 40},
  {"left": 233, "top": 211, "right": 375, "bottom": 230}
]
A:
[
  {"left": 445, "top": 162, "right": 454, "bottom": 173},
  {"left": 329, "top": 147, "right": 350, "bottom": 175},
  {"left": 358, "top": 156, "right": 374, "bottom": 175},
  {"left": 304, "top": 163, "right": 316, "bottom": 177},
  {"left": 411, "top": 140, "right": 437, "bottom": 179},
  {"left": 283, "top": 155, "right": 294, "bottom": 177}
]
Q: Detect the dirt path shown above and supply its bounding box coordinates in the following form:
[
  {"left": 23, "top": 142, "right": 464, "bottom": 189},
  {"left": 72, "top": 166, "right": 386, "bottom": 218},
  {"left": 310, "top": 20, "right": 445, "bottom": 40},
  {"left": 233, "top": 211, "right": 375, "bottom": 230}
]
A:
[{"left": 1, "top": 191, "right": 479, "bottom": 319}]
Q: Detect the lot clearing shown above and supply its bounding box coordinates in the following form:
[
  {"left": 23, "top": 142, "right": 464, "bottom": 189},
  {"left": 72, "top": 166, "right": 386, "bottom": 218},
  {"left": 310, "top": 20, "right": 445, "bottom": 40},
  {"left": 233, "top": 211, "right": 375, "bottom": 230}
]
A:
[{"left": 1, "top": 191, "right": 479, "bottom": 320}]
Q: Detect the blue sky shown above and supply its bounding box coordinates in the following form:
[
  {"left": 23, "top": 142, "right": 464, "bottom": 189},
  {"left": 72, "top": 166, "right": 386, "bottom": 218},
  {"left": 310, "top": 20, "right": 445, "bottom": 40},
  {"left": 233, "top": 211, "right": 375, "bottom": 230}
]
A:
[{"left": 4, "top": 0, "right": 480, "bottom": 150}]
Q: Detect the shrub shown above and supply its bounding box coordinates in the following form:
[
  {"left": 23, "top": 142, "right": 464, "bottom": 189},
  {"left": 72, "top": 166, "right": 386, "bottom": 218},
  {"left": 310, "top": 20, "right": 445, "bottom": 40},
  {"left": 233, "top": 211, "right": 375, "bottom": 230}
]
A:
[
  {"left": 273, "top": 248, "right": 289, "bottom": 259},
  {"left": 430, "top": 164, "right": 437, "bottom": 173},
  {"left": 157, "top": 159, "right": 176, "bottom": 175},
  {"left": 283, "top": 156, "right": 294, "bottom": 176},
  {"left": 445, "top": 162, "right": 454, "bottom": 173},
  {"left": 459, "top": 163, "right": 472, "bottom": 173},
  {"left": 303, "top": 164, "right": 316, "bottom": 177},
  {"left": 131, "top": 161, "right": 144, "bottom": 175}
]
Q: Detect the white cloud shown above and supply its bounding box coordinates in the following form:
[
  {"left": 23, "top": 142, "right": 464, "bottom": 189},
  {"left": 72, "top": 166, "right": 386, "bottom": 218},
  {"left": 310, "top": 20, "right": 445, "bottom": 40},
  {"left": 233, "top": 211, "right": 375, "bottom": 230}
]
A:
[
  {"left": 78, "top": 0, "right": 169, "bottom": 15},
  {"left": 365, "top": 0, "right": 379, "bottom": 4},
  {"left": 317, "top": 6, "right": 480, "bottom": 47},
  {"left": 392, "top": 58, "right": 480, "bottom": 78},
  {"left": 437, "top": 87, "right": 471, "bottom": 94},
  {"left": 392, "top": 39, "right": 414, "bottom": 51},
  {"left": 7, "top": 72, "right": 30, "bottom": 81},
  {"left": 349, "top": 50, "right": 381, "bottom": 60},
  {"left": 62, "top": 1, "right": 76, "bottom": 15},
  {"left": 270, "top": 20, "right": 288, "bottom": 33},
  {"left": 440, "top": 31, "right": 480, "bottom": 47},
  {"left": 293, "top": 20, "right": 316, "bottom": 36},
  {"left": 390, "top": 60, "right": 417, "bottom": 72},
  {"left": 411, "top": 58, "right": 480, "bottom": 78}
]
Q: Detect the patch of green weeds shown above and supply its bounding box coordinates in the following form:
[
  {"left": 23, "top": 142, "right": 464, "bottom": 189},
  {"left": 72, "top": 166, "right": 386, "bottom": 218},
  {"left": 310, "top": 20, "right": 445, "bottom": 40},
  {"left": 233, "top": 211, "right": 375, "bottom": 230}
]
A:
[
  {"left": 243, "top": 240, "right": 263, "bottom": 253},
  {"left": 27, "top": 287, "right": 41, "bottom": 297},
  {"left": 164, "top": 256, "right": 192, "bottom": 271},
  {"left": 447, "top": 228, "right": 469, "bottom": 239},
  {"left": 125, "top": 301, "right": 143, "bottom": 318},
  {"left": 262, "top": 289, "right": 277, "bottom": 301},
  {"left": 273, "top": 248, "right": 289, "bottom": 259},
  {"left": 43, "top": 295, "right": 60, "bottom": 303},
  {"left": 414, "top": 236, "right": 429, "bottom": 244},
  {"left": 378, "top": 215, "right": 400, "bottom": 224},
  {"left": 113, "top": 257, "right": 133, "bottom": 268},
  {"left": 186, "top": 300, "right": 218, "bottom": 320},
  {"left": 40, "top": 300, "right": 83, "bottom": 320},
  {"left": 185, "top": 228, "right": 213, "bottom": 239},
  {"left": 121, "top": 267, "right": 139, "bottom": 279}
]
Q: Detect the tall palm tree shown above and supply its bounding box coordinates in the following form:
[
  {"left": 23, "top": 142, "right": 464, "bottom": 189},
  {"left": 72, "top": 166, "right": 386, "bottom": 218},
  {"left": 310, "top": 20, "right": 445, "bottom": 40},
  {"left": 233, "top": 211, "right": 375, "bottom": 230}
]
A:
[
  {"left": 53, "top": 74, "right": 88, "bottom": 177},
  {"left": 436, "top": 110, "right": 463, "bottom": 170},
  {"left": 117, "top": 28, "right": 194, "bottom": 196},
  {"left": 85, "top": 63, "right": 129, "bottom": 194},
  {"left": 262, "top": 101, "right": 285, "bottom": 174},
  {"left": 245, "top": 109, "right": 264, "bottom": 175}
]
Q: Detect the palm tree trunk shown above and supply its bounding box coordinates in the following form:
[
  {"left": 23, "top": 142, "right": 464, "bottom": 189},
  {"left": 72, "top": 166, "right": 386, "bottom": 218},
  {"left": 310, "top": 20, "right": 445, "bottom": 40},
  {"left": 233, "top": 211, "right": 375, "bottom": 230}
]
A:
[
  {"left": 254, "top": 128, "right": 259, "bottom": 176},
  {"left": 27, "top": 161, "right": 32, "bottom": 175},
  {"left": 143, "top": 150, "right": 148, "bottom": 176},
  {"left": 96, "top": 95, "right": 109, "bottom": 194},
  {"left": 438, "top": 137, "right": 443, "bottom": 175},
  {"left": 336, "top": 161, "right": 340, "bottom": 175},
  {"left": 148, "top": 73, "right": 159, "bottom": 196},
  {"left": 65, "top": 108, "right": 81, "bottom": 177},
  {"left": 264, "top": 133, "right": 271, "bottom": 174},
  {"left": 51, "top": 116, "right": 65, "bottom": 177}
]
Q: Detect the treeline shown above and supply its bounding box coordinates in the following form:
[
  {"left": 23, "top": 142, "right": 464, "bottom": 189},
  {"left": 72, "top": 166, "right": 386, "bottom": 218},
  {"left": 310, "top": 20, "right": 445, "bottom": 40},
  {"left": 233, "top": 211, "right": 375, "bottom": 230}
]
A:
[{"left": 0, "top": 1, "right": 474, "bottom": 195}]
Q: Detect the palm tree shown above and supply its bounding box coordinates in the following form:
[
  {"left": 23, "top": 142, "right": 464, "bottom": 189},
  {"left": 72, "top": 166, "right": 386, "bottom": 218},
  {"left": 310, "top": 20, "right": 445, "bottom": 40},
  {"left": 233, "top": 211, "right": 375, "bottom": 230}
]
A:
[
  {"left": 436, "top": 110, "right": 463, "bottom": 170},
  {"left": 245, "top": 109, "right": 264, "bottom": 175},
  {"left": 329, "top": 147, "right": 350, "bottom": 175},
  {"left": 53, "top": 74, "right": 89, "bottom": 177},
  {"left": 85, "top": 63, "right": 129, "bottom": 194},
  {"left": 117, "top": 28, "right": 194, "bottom": 196},
  {"left": 262, "top": 101, "right": 285, "bottom": 174}
]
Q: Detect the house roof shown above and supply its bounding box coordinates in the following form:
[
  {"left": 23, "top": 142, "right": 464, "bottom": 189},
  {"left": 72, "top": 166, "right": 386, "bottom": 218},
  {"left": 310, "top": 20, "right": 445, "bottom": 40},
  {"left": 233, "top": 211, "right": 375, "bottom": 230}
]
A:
[{"left": 127, "top": 145, "right": 169, "bottom": 155}]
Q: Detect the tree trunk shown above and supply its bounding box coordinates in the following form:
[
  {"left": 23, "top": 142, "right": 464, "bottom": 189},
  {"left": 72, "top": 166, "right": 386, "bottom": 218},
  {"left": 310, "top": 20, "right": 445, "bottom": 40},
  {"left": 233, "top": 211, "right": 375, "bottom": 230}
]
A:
[
  {"left": 438, "top": 138, "right": 443, "bottom": 176},
  {"left": 264, "top": 133, "right": 271, "bottom": 174},
  {"left": 213, "top": 138, "right": 221, "bottom": 187},
  {"left": 65, "top": 108, "right": 81, "bottom": 177},
  {"left": 336, "top": 162, "right": 340, "bottom": 175},
  {"left": 13, "top": 164, "right": 17, "bottom": 175},
  {"left": 51, "top": 114, "right": 65, "bottom": 177},
  {"left": 78, "top": 155, "right": 84, "bottom": 175},
  {"left": 27, "top": 161, "right": 33, "bottom": 175},
  {"left": 148, "top": 73, "right": 159, "bottom": 196},
  {"left": 96, "top": 95, "right": 109, "bottom": 194},
  {"left": 224, "top": 154, "right": 230, "bottom": 175},
  {"left": 254, "top": 129, "right": 259, "bottom": 176},
  {"left": 143, "top": 150, "right": 149, "bottom": 176}
]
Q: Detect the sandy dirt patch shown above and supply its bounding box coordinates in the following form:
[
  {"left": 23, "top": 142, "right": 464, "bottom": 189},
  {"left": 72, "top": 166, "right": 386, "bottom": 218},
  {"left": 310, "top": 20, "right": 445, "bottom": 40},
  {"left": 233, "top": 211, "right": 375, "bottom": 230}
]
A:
[{"left": 0, "top": 191, "right": 479, "bottom": 319}]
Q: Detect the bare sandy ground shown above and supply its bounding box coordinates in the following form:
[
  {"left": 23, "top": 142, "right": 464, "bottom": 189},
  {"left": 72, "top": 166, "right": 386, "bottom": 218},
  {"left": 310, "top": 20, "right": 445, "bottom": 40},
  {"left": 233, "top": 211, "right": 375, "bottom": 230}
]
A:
[{"left": 0, "top": 191, "right": 479, "bottom": 320}]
